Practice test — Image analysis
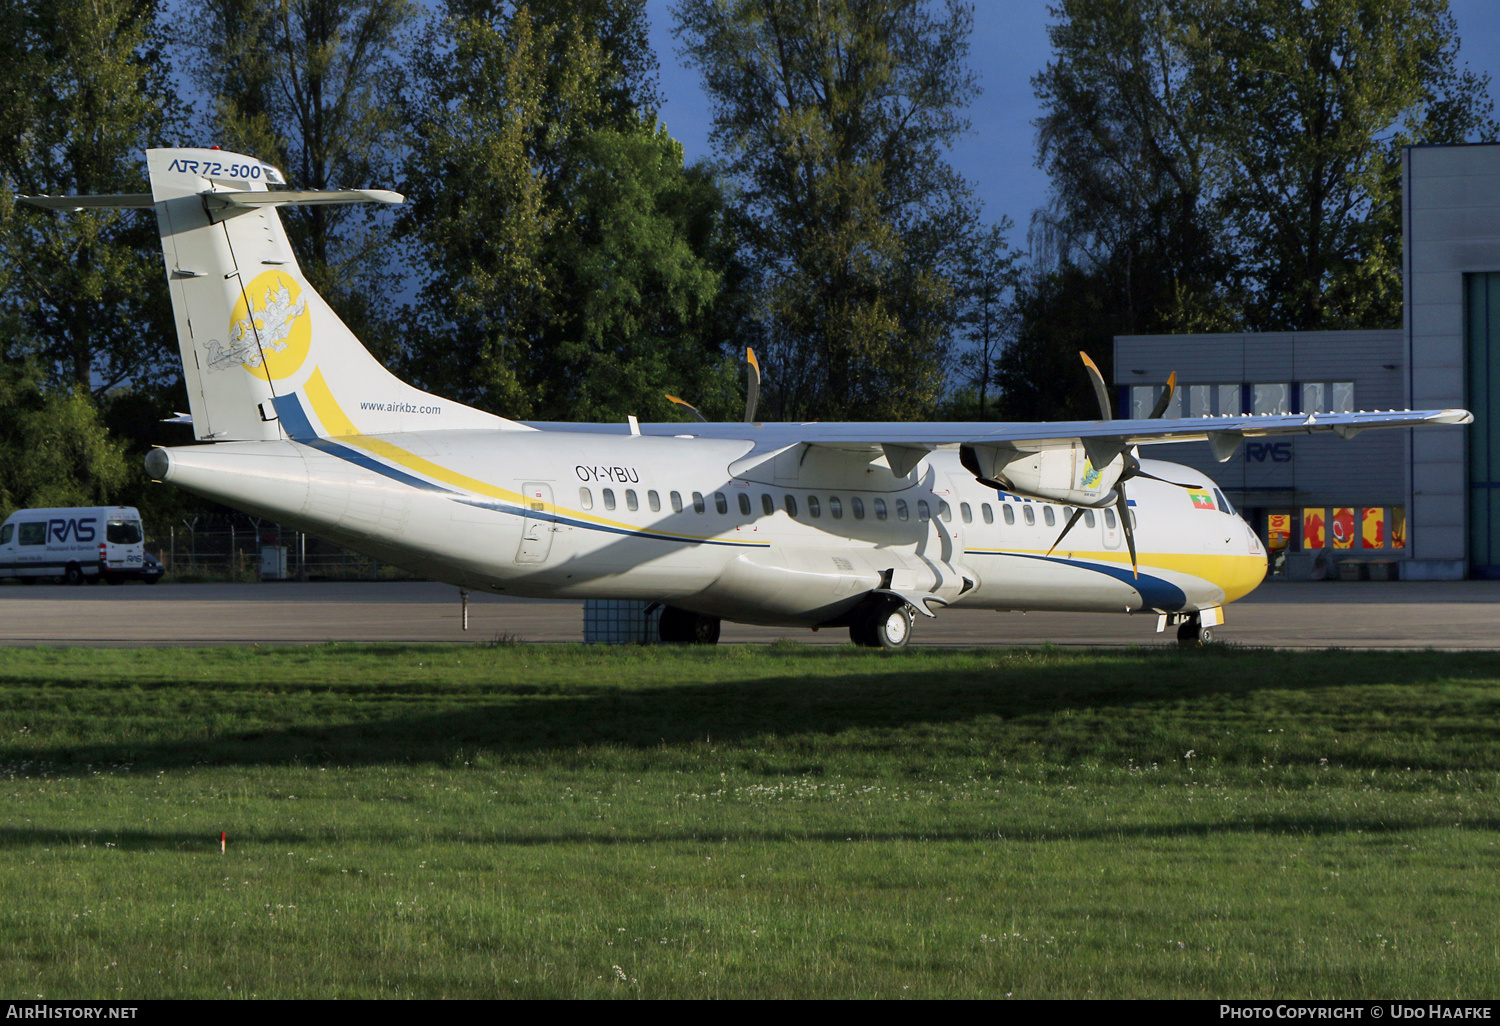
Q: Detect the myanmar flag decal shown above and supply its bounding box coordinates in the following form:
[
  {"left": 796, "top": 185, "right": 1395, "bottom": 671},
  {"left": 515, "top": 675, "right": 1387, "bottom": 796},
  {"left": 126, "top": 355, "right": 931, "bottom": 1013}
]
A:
[{"left": 1189, "top": 490, "right": 1215, "bottom": 509}]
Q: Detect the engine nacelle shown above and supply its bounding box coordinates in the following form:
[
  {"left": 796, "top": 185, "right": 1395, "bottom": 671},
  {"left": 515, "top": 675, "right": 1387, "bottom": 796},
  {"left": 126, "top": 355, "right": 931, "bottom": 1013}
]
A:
[{"left": 960, "top": 441, "right": 1124, "bottom": 508}]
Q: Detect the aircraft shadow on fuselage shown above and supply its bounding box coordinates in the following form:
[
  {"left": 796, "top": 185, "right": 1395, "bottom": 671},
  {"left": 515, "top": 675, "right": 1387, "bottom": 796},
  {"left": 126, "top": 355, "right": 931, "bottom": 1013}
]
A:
[{"left": 3, "top": 648, "right": 1495, "bottom": 777}]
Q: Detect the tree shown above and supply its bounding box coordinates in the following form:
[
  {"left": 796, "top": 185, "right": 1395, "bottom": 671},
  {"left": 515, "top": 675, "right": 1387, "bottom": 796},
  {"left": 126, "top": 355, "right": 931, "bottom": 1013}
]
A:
[
  {"left": 674, "top": 0, "right": 983, "bottom": 421},
  {"left": 189, "top": 0, "right": 419, "bottom": 336},
  {"left": 1206, "top": 0, "right": 1497, "bottom": 330},
  {"left": 949, "top": 220, "right": 1018, "bottom": 419},
  {"left": 1030, "top": 0, "right": 1496, "bottom": 338},
  {"left": 0, "top": 0, "right": 180, "bottom": 398},
  {"left": 399, "top": 2, "right": 747, "bottom": 422}
]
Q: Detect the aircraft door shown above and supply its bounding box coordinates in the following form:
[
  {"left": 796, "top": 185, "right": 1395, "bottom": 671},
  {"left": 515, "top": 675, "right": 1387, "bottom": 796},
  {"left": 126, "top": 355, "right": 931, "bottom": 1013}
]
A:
[
  {"left": 1102, "top": 506, "right": 1123, "bottom": 550},
  {"left": 516, "top": 483, "right": 556, "bottom": 565}
]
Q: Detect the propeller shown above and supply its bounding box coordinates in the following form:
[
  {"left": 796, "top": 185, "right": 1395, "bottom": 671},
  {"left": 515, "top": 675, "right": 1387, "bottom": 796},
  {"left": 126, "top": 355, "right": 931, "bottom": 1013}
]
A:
[
  {"left": 663, "top": 348, "right": 762, "bottom": 424},
  {"left": 1047, "top": 353, "right": 1191, "bottom": 576}
]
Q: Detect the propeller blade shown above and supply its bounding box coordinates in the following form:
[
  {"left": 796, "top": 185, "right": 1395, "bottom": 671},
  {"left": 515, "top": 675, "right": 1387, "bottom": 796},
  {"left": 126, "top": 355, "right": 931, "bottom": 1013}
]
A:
[
  {"left": 1148, "top": 371, "right": 1178, "bottom": 419},
  {"left": 1133, "top": 469, "right": 1201, "bottom": 490},
  {"left": 1046, "top": 506, "right": 1089, "bottom": 557},
  {"left": 1080, "top": 351, "right": 1113, "bottom": 420},
  {"left": 744, "top": 347, "right": 761, "bottom": 423},
  {"left": 1117, "top": 487, "right": 1139, "bottom": 579},
  {"left": 664, "top": 394, "right": 707, "bottom": 423}
]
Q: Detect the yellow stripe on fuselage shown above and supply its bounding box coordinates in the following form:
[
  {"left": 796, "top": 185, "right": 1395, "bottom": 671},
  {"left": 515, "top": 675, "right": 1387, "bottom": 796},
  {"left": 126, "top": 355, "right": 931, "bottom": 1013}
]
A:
[
  {"left": 301, "top": 367, "right": 767, "bottom": 546},
  {"left": 965, "top": 547, "right": 1266, "bottom": 604}
]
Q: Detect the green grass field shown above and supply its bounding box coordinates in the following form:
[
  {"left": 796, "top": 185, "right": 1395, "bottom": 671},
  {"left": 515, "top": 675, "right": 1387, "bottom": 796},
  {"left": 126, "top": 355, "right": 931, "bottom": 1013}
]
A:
[{"left": 1, "top": 642, "right": 1497, "bottom": 998}]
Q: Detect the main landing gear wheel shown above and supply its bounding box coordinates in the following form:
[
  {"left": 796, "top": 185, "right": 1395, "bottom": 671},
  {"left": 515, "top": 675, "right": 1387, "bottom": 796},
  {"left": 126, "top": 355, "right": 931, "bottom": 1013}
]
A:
[
  {"left": 658, "top": 606, "right": 722, "bottom": 645},
  {"left": 850, "top": 598, "right": 913, "bottom": 650},
  {"left": 1176, "top": 614, "right": 1212, "bottom": 647}
]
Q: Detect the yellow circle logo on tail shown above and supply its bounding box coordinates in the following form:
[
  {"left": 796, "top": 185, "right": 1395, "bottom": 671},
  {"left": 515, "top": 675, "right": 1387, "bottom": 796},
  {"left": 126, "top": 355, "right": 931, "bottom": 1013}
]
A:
[{"left": 229, "top": 270, "right": 312, "bottom": 381}]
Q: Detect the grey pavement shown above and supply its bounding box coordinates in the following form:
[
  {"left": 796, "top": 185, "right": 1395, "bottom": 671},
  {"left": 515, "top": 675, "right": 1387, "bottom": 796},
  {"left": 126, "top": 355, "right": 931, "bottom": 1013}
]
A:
[{"left": 0, "top": 578, "right": 1496, "bottom": 648}]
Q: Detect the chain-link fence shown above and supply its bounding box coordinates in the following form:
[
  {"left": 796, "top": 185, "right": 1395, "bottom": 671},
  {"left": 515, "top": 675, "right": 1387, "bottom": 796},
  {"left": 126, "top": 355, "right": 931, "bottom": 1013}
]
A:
[{"left": 149, "top": 513, "right": 421, "bottom": 582}]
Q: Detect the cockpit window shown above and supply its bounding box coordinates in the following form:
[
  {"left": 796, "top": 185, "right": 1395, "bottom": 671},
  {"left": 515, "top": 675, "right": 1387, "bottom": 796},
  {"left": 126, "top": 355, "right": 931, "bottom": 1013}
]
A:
[{"left": 1213, "top": 488, "right": 1235, "bottom": 515}]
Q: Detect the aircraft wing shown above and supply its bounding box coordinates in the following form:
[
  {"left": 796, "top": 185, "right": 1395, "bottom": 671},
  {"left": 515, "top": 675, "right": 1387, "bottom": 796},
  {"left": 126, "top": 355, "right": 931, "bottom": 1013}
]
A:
[{"left": 606, "top": 407, "right": 1473, "bottom": 470}]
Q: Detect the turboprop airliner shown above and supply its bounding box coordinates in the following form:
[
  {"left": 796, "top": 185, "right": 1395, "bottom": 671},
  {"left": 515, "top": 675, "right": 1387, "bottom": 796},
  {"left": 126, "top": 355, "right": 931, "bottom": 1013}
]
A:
[{"left": 22, "top": 148, "right": 1473, "bottom": 647}]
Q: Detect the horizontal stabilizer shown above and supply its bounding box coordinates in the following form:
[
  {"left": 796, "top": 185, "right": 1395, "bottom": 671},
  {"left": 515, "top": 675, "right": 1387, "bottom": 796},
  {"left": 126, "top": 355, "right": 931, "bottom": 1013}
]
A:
[
  {"left": 19, "top": 194, "right": 155, "bottom": 210},
  {"left": 21, "top": 189, "right": 404, "bottom": 213},
  {"left": 203, "top": 189, "right": 404, "bottom": 210}
]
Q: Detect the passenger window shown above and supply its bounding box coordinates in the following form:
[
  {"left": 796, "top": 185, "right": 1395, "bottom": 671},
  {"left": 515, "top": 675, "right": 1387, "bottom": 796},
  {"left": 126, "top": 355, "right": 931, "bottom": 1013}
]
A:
[
  {"left": 603, "top": 489, "right": 616, "bottom": 511},
  {"left": 1085, "top": 510, "right": 1096, "bottom": 528},
  {"left": 960, "top": 502, "right": 972, "bottom": 524},
  {"left": 981, "top": 503, "right": 993, "bottom": 525},
  {"left": 648, "top": 490, "right": 661, "bottom": 513},
  {"left": 626, "top": 489, "right": 639, "bottom": 512},
  {"left": 762, "top": 494, "right": 775, "bottom": 516},
  {"left": 808, "top": 496, "right": 821, "bottom": 518},
  {"left": 829, "top": 496, "right": 843, "bottom": 519},
  {"left": 693, "top": 492, "right": 706, "bottom": 514},
  {"left": 1043, "top": 506, "right": 1056, "bottom": 527},
  {"left": 896, "top": 500, "right": 909, "bottom": 521},
  {"left": 738, "top": 493, "right": 752, "bottom": 516},
  {"left": 1130, "top": 510, "right": 1137, "bottom": 529},
  {"left": 714, "top": 492, "right": 727, "bottom": 515},
  {"left": 784, "top": 495, "right": 798, "bottom": 518},
  {"left": 1023, "top": 506, "right": 1035, "bottom": 526},
  {"left": 579, "top": 487, "right": 593, "bottom": 510},
  {"left": 670, "top": 491, "right": 683, "bottom": 513},
  {"left": 0, "top": 524, "right": 12, "bottom": 545},
  {"left": 938, "top": 500, "right": 951, "bottom": 523},
  {"left": 1105, "top": 508, "right": 1118, "bottom": 529},
  {"left": 917, "top": 500, "right": 931, "bottom": 522},
  {"left": 873, "top": 498, "right": 887, "bottom": 520},
  {"left": 852, "top": 497, "right": 865, "bottom": 519}
]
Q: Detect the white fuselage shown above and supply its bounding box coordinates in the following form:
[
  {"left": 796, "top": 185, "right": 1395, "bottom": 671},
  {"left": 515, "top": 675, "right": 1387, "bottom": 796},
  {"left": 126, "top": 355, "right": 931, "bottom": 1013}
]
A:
[{"left": 152, "top": 426, "right": 1268, "bottom": 626}]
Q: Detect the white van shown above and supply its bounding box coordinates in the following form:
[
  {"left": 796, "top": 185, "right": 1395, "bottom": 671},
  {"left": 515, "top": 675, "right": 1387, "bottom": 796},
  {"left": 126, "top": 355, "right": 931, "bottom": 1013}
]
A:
[{"left": 0, "top": 506, "right": 150, "bottom": 584}]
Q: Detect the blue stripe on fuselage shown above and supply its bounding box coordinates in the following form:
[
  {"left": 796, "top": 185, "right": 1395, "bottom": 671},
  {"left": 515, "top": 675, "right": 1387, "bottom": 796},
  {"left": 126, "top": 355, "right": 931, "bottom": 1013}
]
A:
[{"left": 971, "top": 550, "right": 1188, "bottom": 610}]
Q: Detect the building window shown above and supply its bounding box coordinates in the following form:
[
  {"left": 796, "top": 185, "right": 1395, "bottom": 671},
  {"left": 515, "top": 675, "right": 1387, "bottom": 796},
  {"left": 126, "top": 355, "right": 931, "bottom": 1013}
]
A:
[{"left": 1253, "top": 383, "right": 1291, "bottom": 415}]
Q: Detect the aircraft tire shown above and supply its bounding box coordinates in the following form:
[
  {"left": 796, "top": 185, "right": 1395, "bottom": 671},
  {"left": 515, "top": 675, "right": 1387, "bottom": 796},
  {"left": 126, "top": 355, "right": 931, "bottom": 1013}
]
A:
[
  {"left": 1176, "top": 615, "right": 1203, "bottom": 648},
  {"left": 63, "top": 564, "right": 84, "bottom": 586},
  {"left": 851, "top": 599, "right": 911, "bottom": 650},
  {"left": 871, "top": 602, "right": 913, "bottom": 649},
  {"left": 658, "top": 606, "right": 721, "bottom": 645}
]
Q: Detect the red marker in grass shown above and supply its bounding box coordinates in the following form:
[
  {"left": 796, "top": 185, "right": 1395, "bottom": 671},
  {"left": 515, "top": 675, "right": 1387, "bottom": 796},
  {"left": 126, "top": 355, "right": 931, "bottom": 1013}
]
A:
[{"left": 220, "top": 831, "right": 226, "bottom": 854}]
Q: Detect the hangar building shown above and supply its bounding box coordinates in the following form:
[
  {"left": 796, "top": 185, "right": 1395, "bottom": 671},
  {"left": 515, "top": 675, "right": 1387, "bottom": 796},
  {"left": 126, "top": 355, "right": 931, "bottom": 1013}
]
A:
[{"left": 1114, "top": 142, "right": 1500, "bottom": 581}]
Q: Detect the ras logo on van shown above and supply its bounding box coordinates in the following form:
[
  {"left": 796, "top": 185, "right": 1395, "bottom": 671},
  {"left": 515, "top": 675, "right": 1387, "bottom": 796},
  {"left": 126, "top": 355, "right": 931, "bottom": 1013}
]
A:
[{"left": 49, "top": 518, "right": 95, "bottom": 543}]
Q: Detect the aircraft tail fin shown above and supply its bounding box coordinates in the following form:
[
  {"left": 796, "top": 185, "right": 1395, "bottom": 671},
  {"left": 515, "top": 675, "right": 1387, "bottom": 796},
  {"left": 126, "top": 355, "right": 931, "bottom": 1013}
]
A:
[{"left": 26, "top": 148, "right": 521, "bottom": 442}]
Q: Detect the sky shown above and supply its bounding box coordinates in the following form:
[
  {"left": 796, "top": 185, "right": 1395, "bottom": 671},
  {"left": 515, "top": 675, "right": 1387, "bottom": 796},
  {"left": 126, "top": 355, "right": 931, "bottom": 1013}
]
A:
[{"left": 643, "top": 0, "right": 1500, "bottom": 259}]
